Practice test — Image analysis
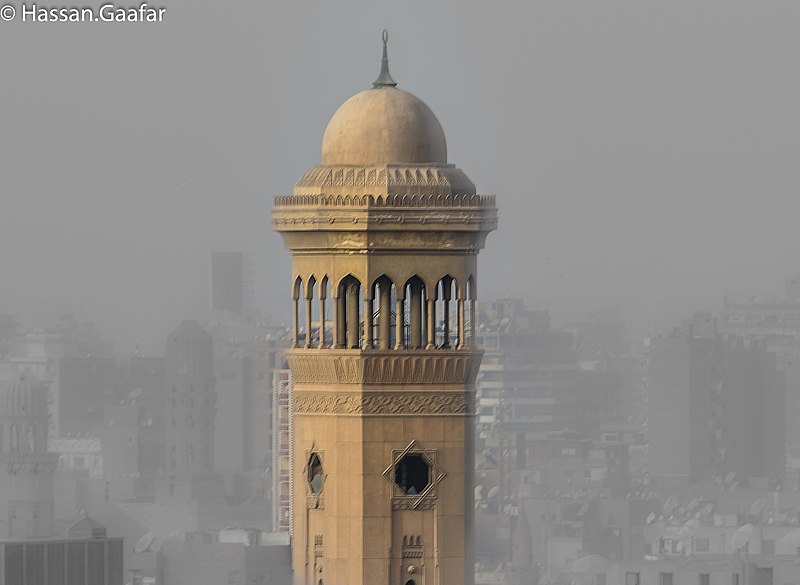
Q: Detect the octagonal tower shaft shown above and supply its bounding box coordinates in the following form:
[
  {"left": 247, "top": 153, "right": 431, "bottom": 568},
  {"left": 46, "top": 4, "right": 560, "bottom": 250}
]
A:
[{"left": 272, "top": 32, "right": 497, "bottom": 585}]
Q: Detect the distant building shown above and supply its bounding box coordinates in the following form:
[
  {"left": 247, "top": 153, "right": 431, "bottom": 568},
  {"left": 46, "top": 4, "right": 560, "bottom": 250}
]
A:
[
  {"left": 128, "top": 356, "right": 166, "bottom": 419},
  {"left": 648, "top": 312, "right": 786, "bottom": 485},
  {"left": 0, "top": 371, "right": 59, "bottom": 538},
  {"left": 157, "top": 321, "right": 222, "bottom": 504},
  {"left": 128, "top": 529, "right": 290, "bottom": 585},
  {"left": 271, "top": 368, "right": 291, "bottom": 533},
  {"left": 208, "top": 317, "right": 286, "bottom": 501},
  {"left": 476, "top": 299, "right": 580, "bottom": 441},
  {"left": 56, "top": 356, "right": 119, "bottom": 437},
  {"left": 720, "top": 281, "right": 800, "bottom": 475},
  {"left": 208, "top": 252, "right": 252, "bottom": 314},
  {"left": 0, "top": 516, "right": 123, "bottom": 585},
  {"left": 51, "top": 436, "right": 103, "bottom": 480}
]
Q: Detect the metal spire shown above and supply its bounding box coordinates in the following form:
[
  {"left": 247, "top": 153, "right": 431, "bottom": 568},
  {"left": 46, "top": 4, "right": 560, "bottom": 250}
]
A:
[{"left": 372, "top": 29, "right": 397, "bottom": 88}]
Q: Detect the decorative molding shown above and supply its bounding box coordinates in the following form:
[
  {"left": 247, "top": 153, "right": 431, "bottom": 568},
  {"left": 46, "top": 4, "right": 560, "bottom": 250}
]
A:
[
  {"left": 393, "top": 497, "right": 436, "bottom": 511},
  {"left": 294, "top": 165, "right": 476, "bottom": 192},
  {"left": 274, "top": 192, "right": 496, "bottom": 209},
  {"left": 292, "top": 391, "right": 475, "bottom": 416},
  {"left": 286, "top": 350, "right": 483, "bottom": 386},
  {"left": 272, "top": 213, "right": 490, "bottom": 227}
]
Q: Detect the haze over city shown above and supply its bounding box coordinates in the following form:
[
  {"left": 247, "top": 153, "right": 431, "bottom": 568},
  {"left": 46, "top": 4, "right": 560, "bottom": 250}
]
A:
[
  {"left": 2, "top": 1, "right": 798, "bottom": 355},
  {"left": 1, "top": 2, "right": 800, "bottom": 585}
]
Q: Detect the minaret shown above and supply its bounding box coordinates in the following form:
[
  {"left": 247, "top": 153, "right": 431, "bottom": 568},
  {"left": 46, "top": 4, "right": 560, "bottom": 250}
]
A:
[
  {"left": 158, "top": 320, "right": 220, "bottom": 503},
  {"left": 272, "top": 32, "right": 497, "bottom": 585},
  {"left": 0, "top": 371, "right": 58, "bottom": 538}
]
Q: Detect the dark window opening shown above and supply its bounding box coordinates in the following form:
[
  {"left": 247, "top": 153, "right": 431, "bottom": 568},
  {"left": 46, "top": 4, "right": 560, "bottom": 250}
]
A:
[
  {"left": 308, "top": 453, "right": 324, "bottom": 493},
  {"left": 394, "top": 454, "right": 430, "bottom": 495}
]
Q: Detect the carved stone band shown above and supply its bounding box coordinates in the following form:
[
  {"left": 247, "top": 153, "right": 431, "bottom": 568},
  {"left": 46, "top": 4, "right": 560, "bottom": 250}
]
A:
[
  {"left": 286, "top": 350, "right": 483, "bottom": 386},
  {"left": 292, "top": 391, "right": 475, "bottom": 416}
]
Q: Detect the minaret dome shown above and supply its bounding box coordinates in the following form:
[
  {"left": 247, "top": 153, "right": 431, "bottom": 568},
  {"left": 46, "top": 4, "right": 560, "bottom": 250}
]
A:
[{"left": 321, "top": 31, "right": 447, "bottom": 166}]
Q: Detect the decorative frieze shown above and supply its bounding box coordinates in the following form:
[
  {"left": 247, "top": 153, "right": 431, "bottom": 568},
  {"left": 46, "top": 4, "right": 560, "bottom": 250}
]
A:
[
  {"left": 274, "top": 192, "right": 496, "bottom": 208},
  {"left": 293, "top": 391, "right": 475, "bottom": 416},
  {"left": 286, "top": 350, "right": 483, "bottom": 386}
]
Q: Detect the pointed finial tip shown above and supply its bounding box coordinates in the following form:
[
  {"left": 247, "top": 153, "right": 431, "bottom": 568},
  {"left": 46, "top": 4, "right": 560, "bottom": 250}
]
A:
[{"left": 373, "top": 29, "right": 397, "bottom": 88}]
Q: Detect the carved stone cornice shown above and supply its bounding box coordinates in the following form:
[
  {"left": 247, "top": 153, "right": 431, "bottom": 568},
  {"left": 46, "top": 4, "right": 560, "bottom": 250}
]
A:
[
  {"left": 294, "top": 165, "right": 477, "bottom": 197},
  {"left": 276, "top": 192, "right": 495, "bottom": 209},
  {"left": 292, "top": 391, "right": 475, "bottom": 416},
  {"left": 286, "top": 349, "right": 483, "bottom": 386},
  {"left": 272, "top": 192, "right": 498, "bottom": 237}
]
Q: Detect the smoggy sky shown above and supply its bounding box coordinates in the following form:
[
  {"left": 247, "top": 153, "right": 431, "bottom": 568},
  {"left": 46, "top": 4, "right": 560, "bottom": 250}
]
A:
[{"left": 1, "top": 0, "right": 798, "bottom": 354}]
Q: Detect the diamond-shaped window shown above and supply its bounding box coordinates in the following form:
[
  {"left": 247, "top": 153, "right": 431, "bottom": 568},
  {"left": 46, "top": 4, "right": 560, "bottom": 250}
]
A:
[{"left": 394, "top": 454, "right": 429, "bottom": 495}]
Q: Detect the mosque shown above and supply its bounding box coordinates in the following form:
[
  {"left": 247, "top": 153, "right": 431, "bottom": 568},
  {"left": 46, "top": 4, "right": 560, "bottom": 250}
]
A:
[{"left": 273, "top": 31, "right": 498, "bottom": 585}]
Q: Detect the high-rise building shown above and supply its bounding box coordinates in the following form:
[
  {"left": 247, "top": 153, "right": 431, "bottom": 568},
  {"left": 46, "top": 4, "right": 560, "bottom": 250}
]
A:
[
  {"left": 209, "top": 251, "right": 253, "bottom": 314},
  {"left": 157, "top": 320, "right": 222, "bottom": 503},
  {"left": 648, "top": 313, "right": 785, "bottom": 485},
  {"left": 0, "top": 371, "right": 59, "bottom": 538},
  {"left": 272, "top": 33, "right": 497, "bottom": 585},
  {"left": 207, "top": 317, "right": 288, "bottom": 500}
]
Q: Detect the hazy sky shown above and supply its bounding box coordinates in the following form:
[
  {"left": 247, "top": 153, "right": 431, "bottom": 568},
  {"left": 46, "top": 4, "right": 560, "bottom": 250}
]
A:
[{"left": 1, "top": 0, "right": 798, "bottom": 354}]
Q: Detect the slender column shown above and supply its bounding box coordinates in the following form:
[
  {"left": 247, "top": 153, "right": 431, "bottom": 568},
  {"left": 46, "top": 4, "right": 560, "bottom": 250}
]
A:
[
  {"left": 409, "top": 281, "right": 423, "bottom": 348},
  {"left": 379, "top": 283, "right": 391, "bottom": 350},
  {"left": 347, "top": 282, "right": 360, "bottom": 349},
  {"left": 470, "top": 299, "right": 477, "bottom": 347},
  {"left": 422, "top": 291, "right": 428, "bottom": 347},
  {"left": 425, "top": 298, "right": 436, "bottom": 349},
  {"left": 457, "top": 298, "right": 466, "bottom": 349},
  {"left": 318, "top": 296, "right": 327, "bottom": 349},
  {"left": 364, "top": 296, "right": 374, "bottom": 349},
  {"left": 305, "top": 298, "right": 313, "bottom": 348},
  {"left": 333, "top": 296, "right": 345, "bottom": 349},
  {"left": 394, "top": 297, "right": 405, "bottom": 350},
  {"left": 442, "top": 285, "right": 451, "bottom": 349},
  {"left": 292, "top": 297, "right": 300, "bottom": 348}
]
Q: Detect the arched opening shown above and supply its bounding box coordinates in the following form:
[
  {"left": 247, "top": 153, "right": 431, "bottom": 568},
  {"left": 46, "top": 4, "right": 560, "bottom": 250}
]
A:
[
  {"left": 307, "top": 452, "right": 324, "bottom": 494},
  {"left": 336, "top": 276, "right": 362, "bottom": 349},
  {"left": 435, "top": 276, "right": 458, "bottom": 349},
  {"left": 305, "top": 276, "right": 317, "bottom": 348},
  {"left": 318, "top": 277, "right": 329, "bottom": 348},
  {"left": 466, "top": 276, "right": 476, "bottom": 347},
  {"left": 292, "top": 276, "right": 304, "bottom": 348},
  {"left": 405, "top": 581, "right": 416, "bottom": 585},
  {"left": 404, "top": 276, "right": 427, "bottom": 349},
  {"left": 372, "top": 276, "right": 396, "bottom": 350}
]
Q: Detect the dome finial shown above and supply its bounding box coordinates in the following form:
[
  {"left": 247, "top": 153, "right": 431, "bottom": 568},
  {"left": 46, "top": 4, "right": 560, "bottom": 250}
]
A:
[{"left": 373, "top": 29, "right": 397, "bottom": 88}]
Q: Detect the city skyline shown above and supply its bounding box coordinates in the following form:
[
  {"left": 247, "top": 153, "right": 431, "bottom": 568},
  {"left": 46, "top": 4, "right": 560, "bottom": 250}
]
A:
[{"left": 2, "top": 1, "right": 799, "bottom": 354}]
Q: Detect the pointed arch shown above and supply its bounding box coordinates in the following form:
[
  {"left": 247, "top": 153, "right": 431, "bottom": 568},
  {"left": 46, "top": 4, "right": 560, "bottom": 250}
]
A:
[
  {"left": 318, "top": 276, "right": 329, "bottom": 348},
  {"left": 291, "top": 276, "right": 304, "bottom": 348},
  {"left": 304, "top": 276, "right": 317, "bottom": 348},
  {"left": 466, "top": 275, "right": 477, "bottom": 347},
  {"left": 403, "top": 275, "right": 427, "bottom": 349},
  {"left": 335, "top": 275, "right": 362, "bottom": 349},
  {"left": 372, "top": 275, "right": 396, "bottom": 350},
  {"left": 436, "top": 275, "right": 458, "bottom": 349}
]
